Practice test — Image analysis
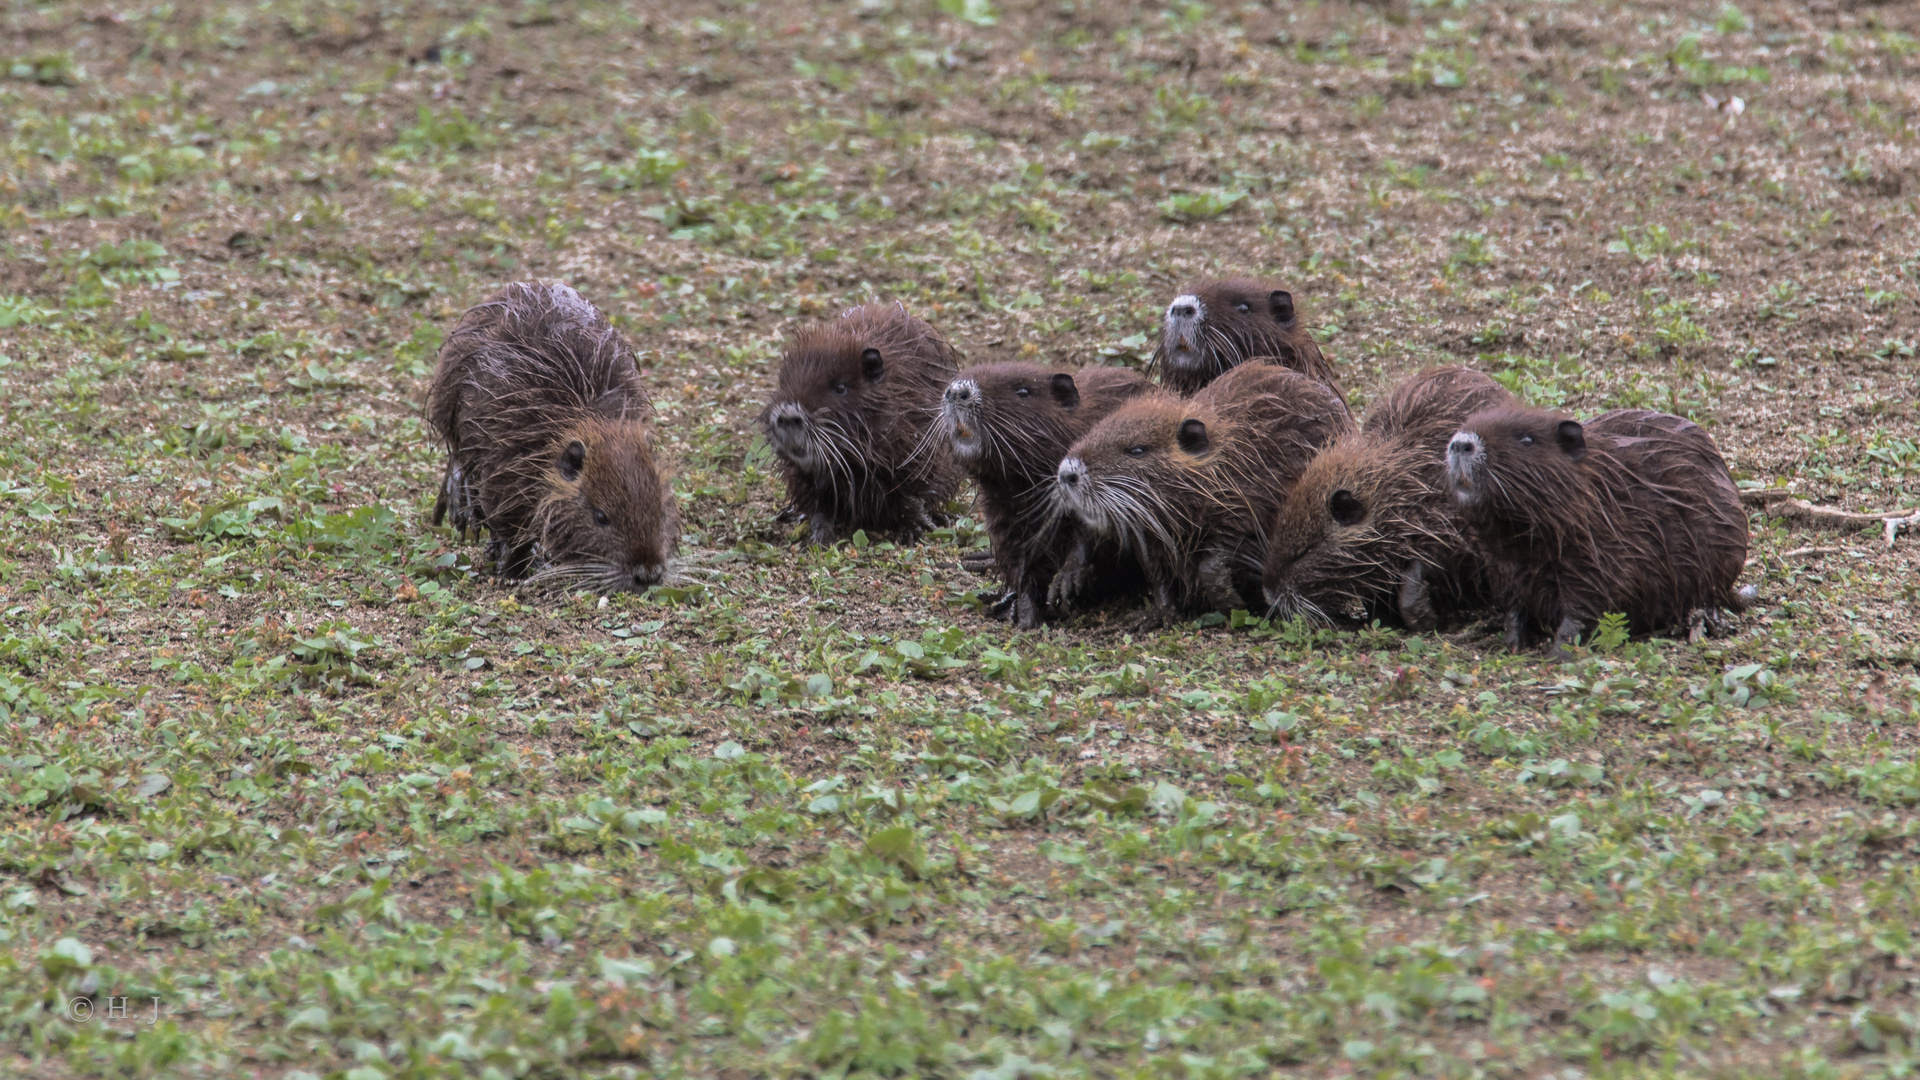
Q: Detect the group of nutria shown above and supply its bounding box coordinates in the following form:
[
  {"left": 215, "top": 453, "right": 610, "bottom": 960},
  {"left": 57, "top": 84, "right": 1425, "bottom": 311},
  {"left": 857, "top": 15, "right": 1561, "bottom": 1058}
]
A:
[{"left": 426, "top": 278, "right": 1753, "bottom": 656}]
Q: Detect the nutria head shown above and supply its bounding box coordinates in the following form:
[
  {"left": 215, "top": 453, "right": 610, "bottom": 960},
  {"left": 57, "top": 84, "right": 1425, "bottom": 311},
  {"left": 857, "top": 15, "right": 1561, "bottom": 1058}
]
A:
[
  {"left": 1446, "top": 405, "right": 1589, "bottom": 520},
  {"left": 941, "top": 363, "right": 1085, "bottom": 473},
  {"left": 940, "top": 363, "right": 1150, "bottom": 485},
  {"left": 1262, "top": 439, "right": 1407, "bottom": 622},
  {"left": 527, "top": 415, "right": 679, "bottom": 591},
  {"left": 1054, "top": 391, "right": 1201, "bottom": 549},
  {"left": 1265, "top": 366, "right": 1513, "bottom": 624},
  {"left": 1153, "top": 277, "right": 1334, "bottom": 396},
  {"left": 763, "top": 325, "right": 887, "bottom": 473}
]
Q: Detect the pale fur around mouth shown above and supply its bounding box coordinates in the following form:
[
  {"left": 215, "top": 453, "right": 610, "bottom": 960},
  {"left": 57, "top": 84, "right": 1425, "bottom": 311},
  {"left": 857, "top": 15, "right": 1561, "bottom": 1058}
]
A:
[
  {"left": 766, "top": 423, "right": 815, "bottom": 467},
  {"left": 1445, "top": 437, "right": 1485, "bottom": 504},
  {"left": 941, "top": 404, "right": 982, "bottom": 459}
]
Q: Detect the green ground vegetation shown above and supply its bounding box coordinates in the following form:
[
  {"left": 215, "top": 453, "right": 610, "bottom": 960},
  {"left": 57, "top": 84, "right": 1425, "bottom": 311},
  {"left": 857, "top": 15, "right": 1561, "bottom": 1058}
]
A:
[{"left": 1, "top": 0, "right": 1919, "bottom": 1077}]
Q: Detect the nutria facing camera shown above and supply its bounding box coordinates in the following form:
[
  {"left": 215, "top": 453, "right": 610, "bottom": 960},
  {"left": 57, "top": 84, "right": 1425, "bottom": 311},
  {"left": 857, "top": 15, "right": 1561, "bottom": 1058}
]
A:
[
  {"left": 1446, "top": 405, "right": 1751, "bottom": 654},
  {"left": 1263, "top": 366, "right": 1515, "bottom": 631},
  {"left": 427, "top": 281, "right": 678, "bottom": 591},
  {"left": 1152, "top": 277, "right": 1342, "bottom": 401},
  {"left": 761, "top": 301, "right": 962, "bottom": 545},
  {"left": 1055, "top": 363, "right": 1354, "bottom": 616},
  {"left": 939, "top": 362, "right": 1152, "bottom": 627}
]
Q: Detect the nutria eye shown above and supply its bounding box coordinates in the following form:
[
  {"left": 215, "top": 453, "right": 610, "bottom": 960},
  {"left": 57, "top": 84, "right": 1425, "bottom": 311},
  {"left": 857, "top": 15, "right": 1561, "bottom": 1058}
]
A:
[
  {"left": 1126, "top": 445, "right": 1147, "bottom": 457},
  {"left": 591, "top": 507, "right": 610, "bottom": 527},
  {"left": 1235, "top": 303, "right": 1250, "bottom": 314},
  {"left": 1329, "top": 489, "right": 1366, "bottom": 527},
  {"left": 1015, "top": 387, "right": 1030, "bottom": 397},
  {"left": 832, "top": 382, "right": 849, "bottom": 395}
]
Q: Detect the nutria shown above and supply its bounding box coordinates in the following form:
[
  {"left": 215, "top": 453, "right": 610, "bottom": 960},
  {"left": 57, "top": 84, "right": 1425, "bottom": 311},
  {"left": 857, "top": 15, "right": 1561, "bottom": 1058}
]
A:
[
  {"left": 1262, "top": 366, "right": 1516, "bottom": 631},
  {"left": 1445, "top": 405, "right": 1751, "bottom": 653},
  {"left": 427, "top": 281, "right": 678, "bottom": 591},
  {"left": 761, "top": 301, "right": 962, "bottom": 545},
  {"left": 1151, "top": 277, "right": 1342, "bottom": 401},
  {"left": 1054, "top": 363, "right": 1354, "bottom": 615},
  {"left": 938, "top": 362, "right": 1152, "bottom": 627}
]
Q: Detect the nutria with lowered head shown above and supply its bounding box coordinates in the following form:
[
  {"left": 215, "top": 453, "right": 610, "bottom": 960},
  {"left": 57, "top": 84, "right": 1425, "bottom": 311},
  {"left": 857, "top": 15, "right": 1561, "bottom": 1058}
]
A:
[
  {"left": 938, "top": 362, "right": 1152, "bottom": 627},
  {"left": 427, "top": 281, "right": 678, "bottom": 591},
  {"left": 761, "top": 301, "right": 961, "bottom": 545},
  {"left": 1152, "top": 277, "right": 1342, "bottom": 400},
  {"left": 1263, "top": 366, "right": 1516, "bottom": 631},
  {"left": 1445, "top": 405, "right": 1751, "bottom": 653},
  {"left": 1054, "top": 363, "right": 1354, "bottom": 615}
]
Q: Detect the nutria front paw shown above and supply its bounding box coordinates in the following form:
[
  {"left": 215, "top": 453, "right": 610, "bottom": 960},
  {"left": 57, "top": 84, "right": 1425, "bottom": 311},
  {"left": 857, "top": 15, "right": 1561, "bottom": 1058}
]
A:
[
  {"left": 1503, "top": 607, "right": 1526, "bottom": 652},
  {"left": 1048, "top": 547, "right": 1091, "bottom": 611},
  {"left": 1397, "top": 562, "right": 1439, "bottom": 633},
  {"left": 809, "top": 517, "right": 839, "bottom": 547},
  {"left": 1548, "top": 615, "right": 1583, "bottom": 661},
  {"left": 1011, "top": 593, "right": 1043, "bottom": 630}
]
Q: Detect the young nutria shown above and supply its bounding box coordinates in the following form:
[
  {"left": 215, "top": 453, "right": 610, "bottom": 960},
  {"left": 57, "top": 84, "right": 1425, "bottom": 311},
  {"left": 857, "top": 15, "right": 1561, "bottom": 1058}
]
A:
[
  {"left": 427, "top": 281, "right": 678, "bottom": 591},
  {"left": 1263, "top": 366, "right": 1516, "bottom": 631},
  {"left": 1445, "top": 405, "right": 1751, "bottom": 654},
  {"left": 938, "top": 362, "right": 1152, "bottom": 627},
  {"left": 1054, "top": 363, "right": 1354, "bottom": 616},
  {"left": 761, "top": 301, "right": 962, "bottom": 545},
  {"left": 1152, "top": 277, "right": 1342, "bottom": 400}
]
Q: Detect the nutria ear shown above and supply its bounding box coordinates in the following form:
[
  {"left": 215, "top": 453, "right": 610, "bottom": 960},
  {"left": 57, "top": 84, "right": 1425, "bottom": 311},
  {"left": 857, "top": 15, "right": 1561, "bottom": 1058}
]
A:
[
  {"left": 1329, "top": 488, "right": 1366, "bottom": 526},
  {"left": 558, "top": 440, "right": 586, "bottom": 481},
  {"left": 1554, "top": 419, "right": 1587, "bottom": 461},
  {"left": 861, "top": 347, "right": 885, "bottom": 382},
  {"left": 1049, "top": 373, "right": 1080, "bottom": 410},
  {"left": 1268, "top": 290, "right": 1295, "bottom": 323},
  {"left": 1176, "top": 418, "right": 1209, "bottom": 454}
]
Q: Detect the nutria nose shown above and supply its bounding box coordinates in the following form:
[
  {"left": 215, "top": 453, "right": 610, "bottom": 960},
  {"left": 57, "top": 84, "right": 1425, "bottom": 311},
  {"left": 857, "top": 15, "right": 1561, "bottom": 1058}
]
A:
[
  {"left": 945, "top": 380, "right": 974, "bottom": 405},
  {"left": 776, "top": 411, "right": 803, "bottom": 430},
  {"left": 1169, "top": 304, "right": 1196, "bottom": 319},
  {"left": 1058, "top": 457, "right": 1085, "bottom": 487},
  {"left": 1449, "top": 436, "right": 1478, "bottom": 457}
]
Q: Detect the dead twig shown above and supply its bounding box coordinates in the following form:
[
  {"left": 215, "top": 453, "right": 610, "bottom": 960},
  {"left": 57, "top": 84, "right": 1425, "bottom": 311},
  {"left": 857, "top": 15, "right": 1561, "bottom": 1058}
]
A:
[{"left": 1741, "top": 490, "right": 1920, "bottom": 550}]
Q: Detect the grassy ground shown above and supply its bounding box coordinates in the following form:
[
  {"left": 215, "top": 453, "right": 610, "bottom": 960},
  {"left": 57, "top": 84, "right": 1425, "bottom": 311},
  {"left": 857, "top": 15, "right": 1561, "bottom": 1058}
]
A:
[{"left": 2, "top": 1, "right": 1919, "bottom": 1076}]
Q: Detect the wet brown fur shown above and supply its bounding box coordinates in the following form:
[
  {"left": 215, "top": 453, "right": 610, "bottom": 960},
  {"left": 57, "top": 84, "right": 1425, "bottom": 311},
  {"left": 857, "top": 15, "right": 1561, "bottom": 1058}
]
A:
[
  {"left": 1057, "top": 363, "right": 1354, "bottom": 614},
  {"left": 1263, "top": 367, "right": 1515, "bottom": 630},
  {"left": 1446, "top": 405, "right": 1750, "bottom": 652},
  {"left": 426, "top": 281, "right": 678, "bottom": 591},
  {"left": 760, "top": 302, "right": 961, "bottom": 544},
  {"left": 937, "top": 362, "right": 1151, "bottom": 627},
  {"left": 1151, "top": 277, "right": 1343, "bottom": 402}
]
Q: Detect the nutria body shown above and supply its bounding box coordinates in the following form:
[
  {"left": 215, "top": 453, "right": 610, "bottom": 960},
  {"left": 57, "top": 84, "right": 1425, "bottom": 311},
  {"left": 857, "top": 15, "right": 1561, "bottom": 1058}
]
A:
[
  {"left": 1055, "top": 363, "right": 1354, "bottom": 615},
  {"left": 1263, "top": 366, "right": 1516, "bottom": 630},
  {"left": 1152, "top": 278, "right": 1342, "bottom": 401},
  {"left": 1445, "top": 405, "right": 1750, "bottom": 653},
  {"left": 427, "top": 281, "right": 678, "bottom": 591},
  {"left": 939, "top": 362, "right": 1152, "bottom": 627},
  {"left": 761, "top": 302, "right": 961, "bottom": 545}
]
